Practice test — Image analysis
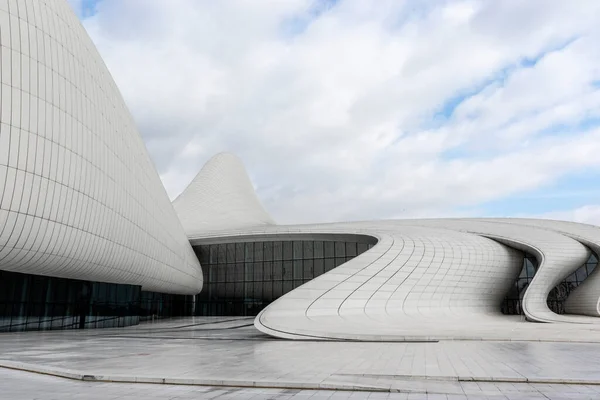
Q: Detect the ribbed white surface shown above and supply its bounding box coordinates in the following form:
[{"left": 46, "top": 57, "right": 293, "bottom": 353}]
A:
[
  {"left": 0, "top": 0, "right": 202, "bottom": 294},
  {"left": 186, "top": 216, "right": 600, "bottom": 340},
  {"left": 173, "top": 152, "right": 275, "bottom": 236}
]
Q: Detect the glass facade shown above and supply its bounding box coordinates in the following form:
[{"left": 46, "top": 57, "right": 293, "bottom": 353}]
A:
[
  {"left": 193, "top": 239, "right": 375, "bottom": 316},
  {"left": 0, "top": 270, "right": 141, "bottom": 332},
  {"left": 501, "top": 252, "right": 598, "bottom": 315}
]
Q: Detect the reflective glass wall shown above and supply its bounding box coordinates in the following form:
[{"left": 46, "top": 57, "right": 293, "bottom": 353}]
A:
[
  {"left": 193, "top": 239, "right": 375, "bottom": 316},
  {"left": 0, "top": 270, "right": 141, "bottom": 332},
  {"left": 501, "top": 252, "right": 598, "bottom": 315}
]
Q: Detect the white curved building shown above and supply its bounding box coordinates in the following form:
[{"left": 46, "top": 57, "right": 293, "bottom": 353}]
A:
[
  {"left": 1, "top": 0, "right": 599, "bottom": 339},
  {"left": 0, "top": 0, "right": 201, "bottom": 331},
  {"left": 185, "top": 155, "right": 600, "bottom": 341}
]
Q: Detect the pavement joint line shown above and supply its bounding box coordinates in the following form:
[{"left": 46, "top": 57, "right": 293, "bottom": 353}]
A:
[{"left": 2, "top": 359, "right": 600, "bottom": 391}]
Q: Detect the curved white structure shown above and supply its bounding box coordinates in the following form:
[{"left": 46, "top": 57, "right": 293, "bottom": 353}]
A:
[
  {"left": 0, "top": 0, "right": 202, "bottom": 294},
  {"left": 173, "top": 153, "right": 275, "bottom": 236},
  {"left": 1, "top": 0, "right": 599, "bottom": 339},
  {"left": 179, "top": 157, "right": 600, "bottom": 340}
]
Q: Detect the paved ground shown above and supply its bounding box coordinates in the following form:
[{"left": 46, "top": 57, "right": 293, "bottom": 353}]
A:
[
  {"left": 4, "top": 367, "right": 600, "bottom": 399},
  {"left": 2, "top": 317, "right": 600, "bottom": 398}
]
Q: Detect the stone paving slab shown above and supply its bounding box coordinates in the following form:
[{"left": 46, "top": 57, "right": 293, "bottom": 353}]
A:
[
  {"left": 1, "top": 317, "right": 600, "bottom": 394},
  {"left": 4, "top": 367, "right": 600, "bottom": 399}
]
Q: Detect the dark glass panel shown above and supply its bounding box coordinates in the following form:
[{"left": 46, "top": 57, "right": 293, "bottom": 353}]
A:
[
  {"left": 303, "top": 241, "right": 314, "bottom": 259},
  {"left": 217, "top": 265, "right": 227, "bottom": 282},
  {"left": 244, "top": 242, "right": 254, "bottom": 262},
  {"left": 314, "top": 241, "right": 324, "bottom": 258},
  {"left": 226, "top": 264, "right": 236, "bottom": 283},
  {"left": 235, "top": 243, "right": 245, "bottom": 262},
  {"left": 283, "top": 241, "right": 293, "bottom": 260},
  {"left": 263, "top": 261, "right": 273, "bottom": 281},
  {"left": 283, "top": 261, "right": 293, "bottom": 280},
  {"left": 210, "top": 245, "right": 218, "bottom": 264},
  {"left": 234, "top": 282, "right": 244, "bottom": 298},
  {"left": 198, "top": 245, "right": 210, "bottom": 265},
  {"left": 293, "top": 241, "right": 303, "bottom": 259},
  {"left": 314, "top": 259, "right": 324, "bottom": 276},
  {"left": 324, "top": 241, "right": 335, "bottom": 258},
  {"left": 245, "top": 262, "right": 254, "bottom": 281},
  {"left": 346, "top": 242, "right": 357, "bottom": 257},
  {"left": 273, "top": 241, "right": 284, "bottom": 261},
  {"left": 293, "top": 260, "right": 303, "bottom": 280},
  {"left": 234, "top": 263, "right": 245, "bottom": 282},
  {"left": 264, "top": 242, "right": 273, "bottom": 261},
  {"left": 335, "top": 242, "right": 345, "bottom": 258},
  {"left": 282, "top": 280, "right": 293, "bottom": 295},
  {"left": 303, "top": 259, "right": 314, "bottom": 280},
  {"left": 324, "top": 258, "right": 335, "bottom": 272},
  {"left": 253, "top": 262, "right": 263, "bottom": 282},
  {"left": 272, "top": 281, "right": 283, "bottom": 299},
  {"left": 254, "top": 242, "right": 264, "bottom": 261},
  {"left": 226, "top": 244, "right": 236, "bottom": 263},
  {"left": 272, "top": 261, "right": 282, "bottom": 280},
  {"left": 357, "top": 243, "right": 369, "bottom": 255},
  {"left": 218, "top": 244, "right": 227, "bottom": 264}
]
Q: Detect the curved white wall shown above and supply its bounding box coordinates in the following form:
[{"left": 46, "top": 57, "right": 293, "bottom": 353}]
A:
[{"left": 0, "top": 0, "right": 202, "bottom": 294}]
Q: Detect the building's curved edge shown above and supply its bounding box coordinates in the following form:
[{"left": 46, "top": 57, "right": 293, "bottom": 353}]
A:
[
  {"left": 0, "top": 0, "right": 202, "bottom": 296},
  {"left": 497, "top": 219, "right": 600, "bottom": 317}
]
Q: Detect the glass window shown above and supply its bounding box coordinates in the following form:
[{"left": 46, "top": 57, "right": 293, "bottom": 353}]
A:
[
  {"left": 254, "top": 242, "right": 264, "bottom": 261},
  {"left": 216, "top": 265, "right": 227, "bottom": 282},
  {"left": 273, "top": 242, "right": 283, "bottom": 261},
  {"left": 293, "top": 241, "right": 303, "bottom": 259},
  {"left": 282, "top": 280, "right": 293, "bottom": 295},
  {"left": 209, "top": 245, "right": 219, "bottom": 264},
  {"left": 245, "top": 262, "right": 254, "bottom": 281},
  {"left": 218, "top": 244, "right": 227, "bottom": 264},
  {"left": 293, "top": 260, "right": 303, "bottom": 280},
  {"left": 335, "top": 242, "right": 345, "bottom": 258},
  {"left": 358, "top": 243, "right": 369, "bottom": 255},
  {"left": 283, "top": 241, "right": 293, "bottom": 260},
  {"left": 253, "top": 262, "right": 263, "bottom": 282},
  {"left": 283, "top": 261, "right": 293, "bottom": 280},
  {"left": 263, "top": 261, "right": 274, "bottom": 281},
  {"left": 263, "top": 242, "right": 273, "bottom": 261},
  {"left": 314, "top": 259, "right": 324, "bottom": 277},
  {"left": 324, "top": 258, "right": 335, "bottom": 272},
  {"left": 346, "top": 242, "right": 357, "bottom": 257},
  {"left": 272, "top": 281, "right": 283, "bottom": 299},
  {"left": 226, "top": 244, "right": 236, "bottom": 263},
  {"left": 235, "top": 243, "right": 245, "bottom": 262},
  {"left": 303, "top": 259, "right": 314, "bottom": 280},
  {"left": 324, "top": 241, "right": 335, "bottom": 258},
  {"left": 303, "top": 241, "right": 314, "bottom": 259},
  {"left": 314, "top": 241, "right": 324, "bottom": 258}
]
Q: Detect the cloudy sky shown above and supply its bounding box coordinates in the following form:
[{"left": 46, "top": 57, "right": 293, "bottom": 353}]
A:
[{"left": 68, "top": 0, "right": 600, "bottom": 225}]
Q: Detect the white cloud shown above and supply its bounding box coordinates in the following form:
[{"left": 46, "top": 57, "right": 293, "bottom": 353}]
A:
[
  {"left": 79, "top": 0, "right": 600, "bottom": 224},
  {"left": 536, "top": 205, "right": 600, "bottom": 226}
]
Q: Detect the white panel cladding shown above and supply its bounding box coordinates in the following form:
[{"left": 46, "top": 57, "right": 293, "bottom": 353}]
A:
[
  {"left": 173, "top": 152, "right": 275, "bottom": 236},
  {"left": 0, "top": 0, "right": 202, "bottom": 294},
  {"left": 491, "top": 218, "right": 600, "bottom": 317},
  {"left": 186, "top": 216, "right": 600, "bottom": 340}
]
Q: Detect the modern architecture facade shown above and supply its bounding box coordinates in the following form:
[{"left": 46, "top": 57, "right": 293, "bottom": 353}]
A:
[{"left": 1, "top": 0, "right": 600, "bottom": 340}]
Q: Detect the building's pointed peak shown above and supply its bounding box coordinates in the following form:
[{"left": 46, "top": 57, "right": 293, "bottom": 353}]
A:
[{"left": 173, "top": 152, "right": 275, "bottom": 237}]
